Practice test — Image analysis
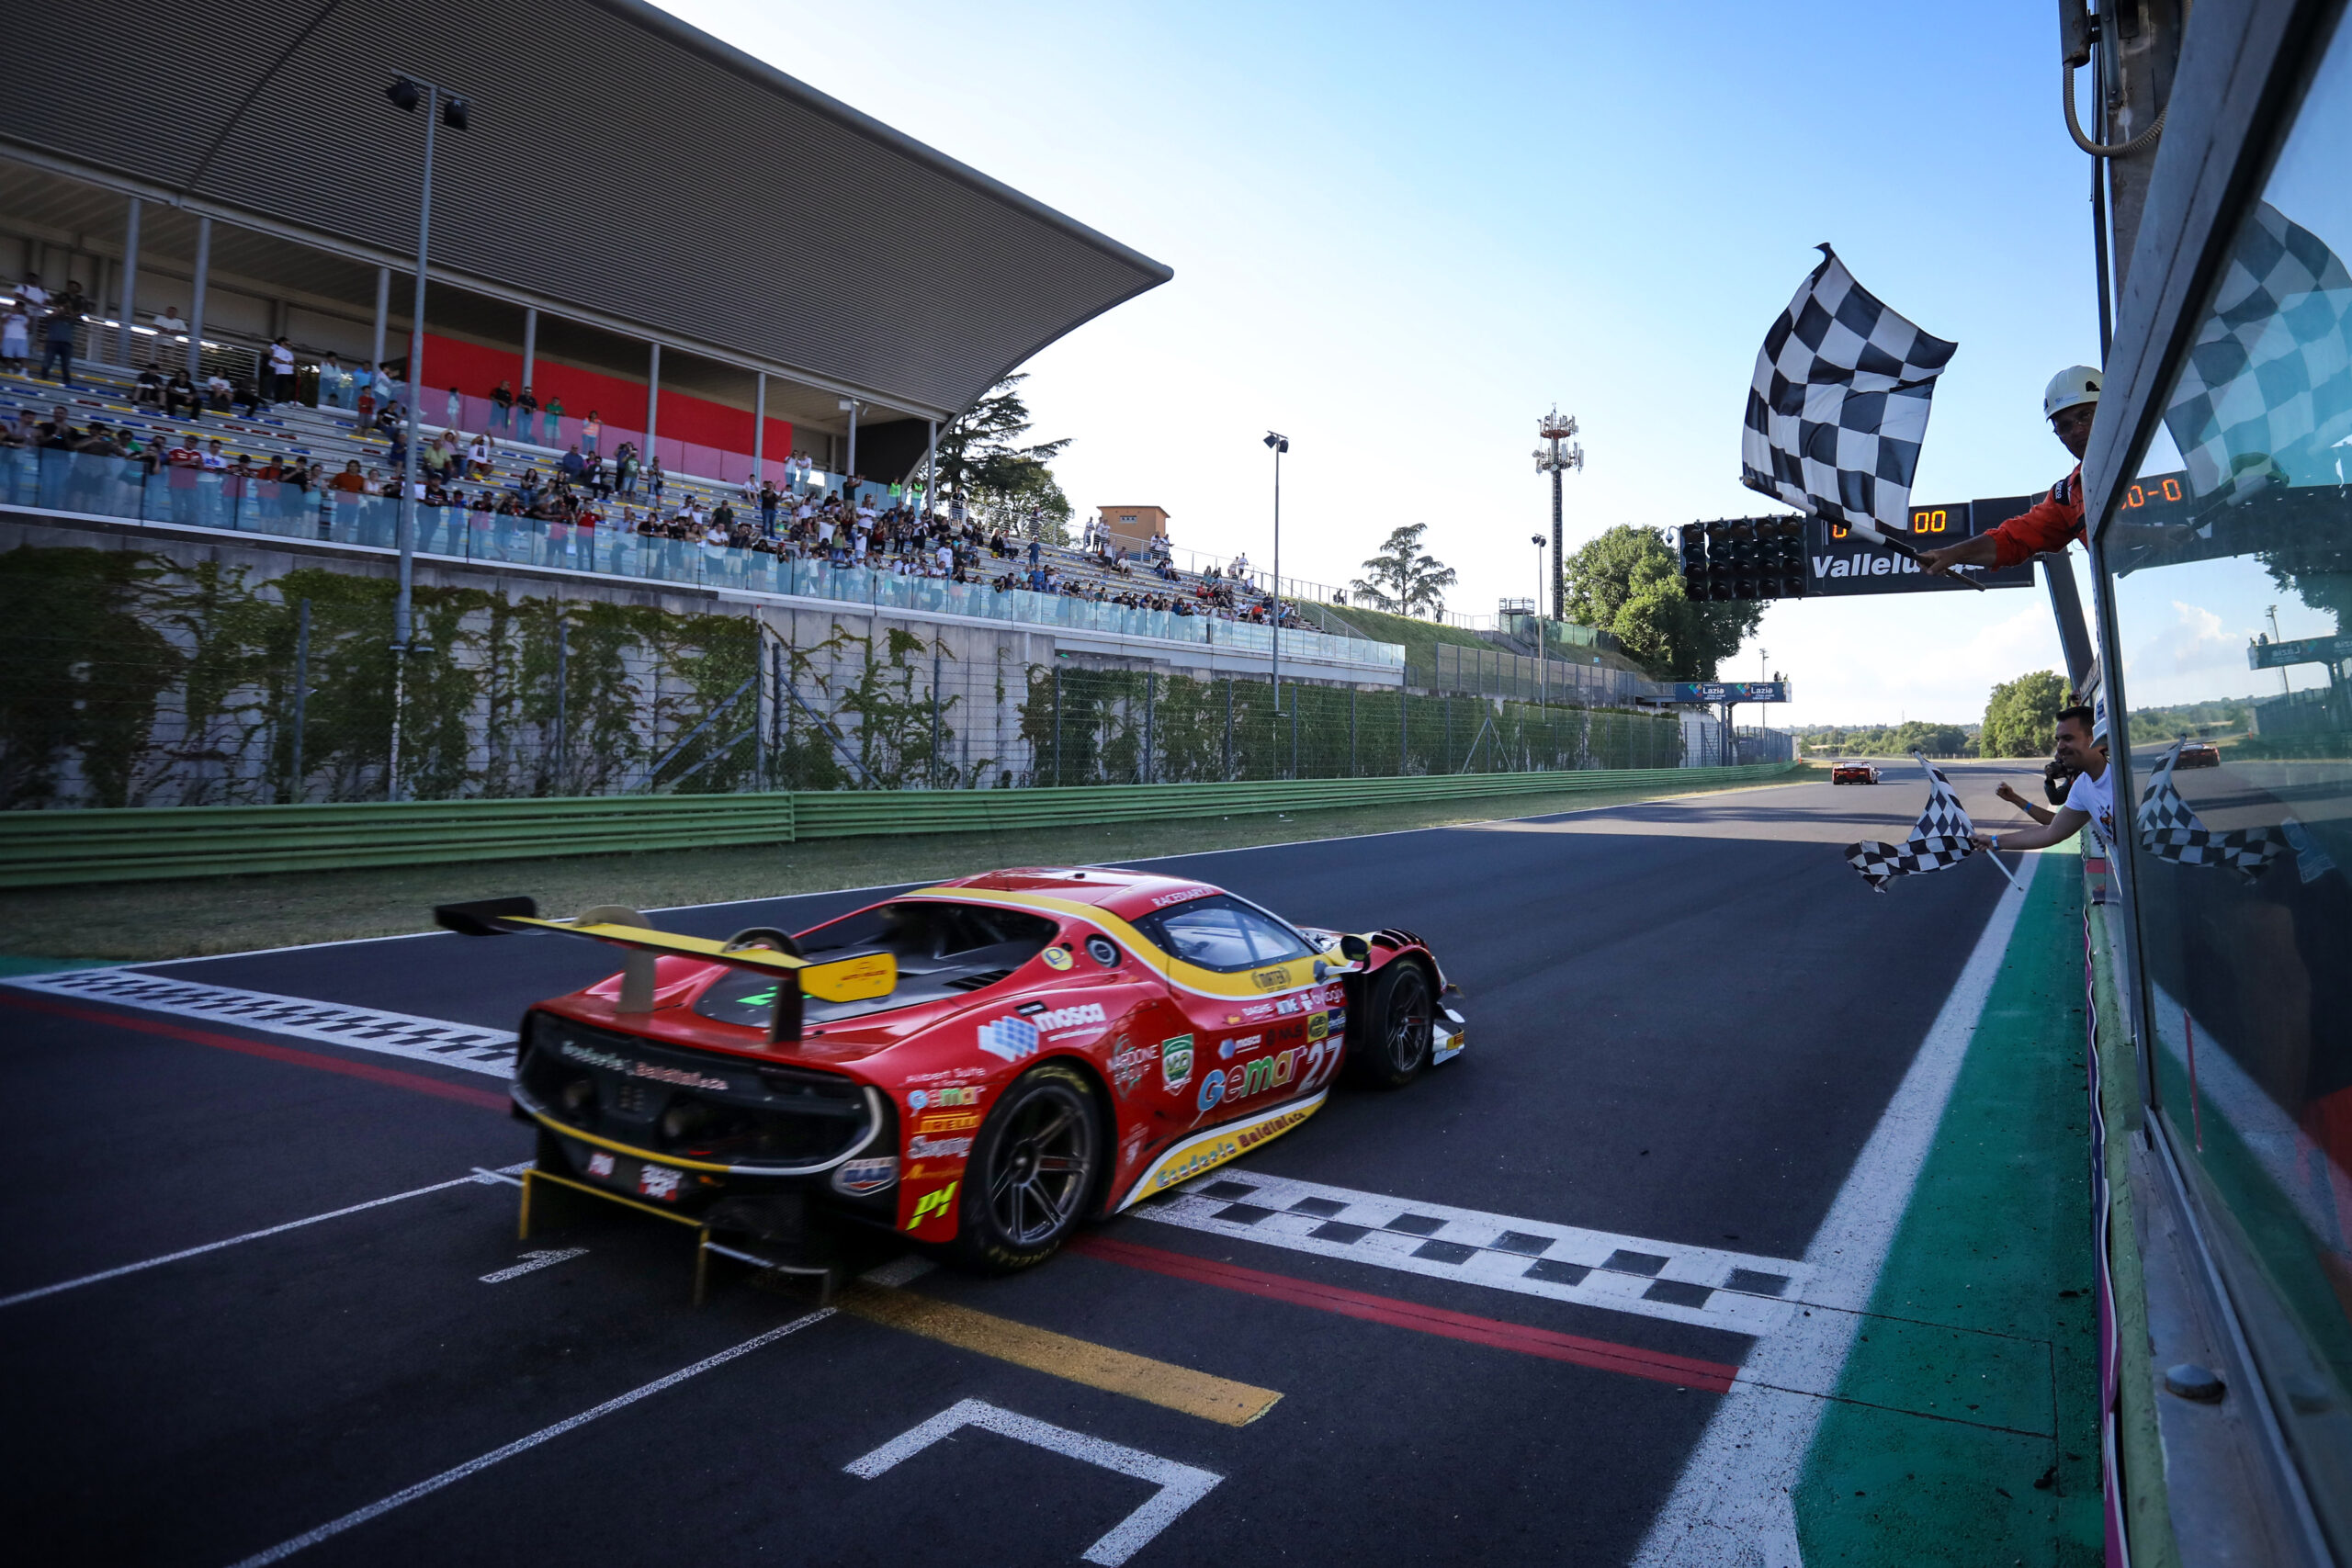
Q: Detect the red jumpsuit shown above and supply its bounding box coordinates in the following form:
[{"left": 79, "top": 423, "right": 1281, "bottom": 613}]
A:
[{"left": 1985, "top": 464, "right": 2086, "bottom": 567}]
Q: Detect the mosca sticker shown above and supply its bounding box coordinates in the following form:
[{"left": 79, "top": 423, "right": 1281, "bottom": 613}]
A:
[{"left": 1159, "top": 1033, "right": 1194, "bottom": 1091}]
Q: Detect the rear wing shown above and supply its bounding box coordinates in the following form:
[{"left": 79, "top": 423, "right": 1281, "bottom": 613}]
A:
[{"left": 434, "top": 897, "right": 894, "bottom": 1042}]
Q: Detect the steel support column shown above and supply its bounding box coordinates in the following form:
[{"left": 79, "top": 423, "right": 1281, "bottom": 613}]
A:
[
  {"left": 185, "top": 215, "right": 210, "bottom": 378},
  {"left": 116, "top": 197, "right": 141, "bottom": 366}
]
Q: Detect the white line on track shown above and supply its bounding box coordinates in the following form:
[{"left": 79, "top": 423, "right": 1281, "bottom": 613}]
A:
[
  {"left": 225, "top": 1308, "right": 834, "bottom": 1567},
  {"left": 845, "top": 1398, "right": 1221, "bottom": 1567},
  {"left": 1136, "top": 1172, "right": 1809, "bottom": 1337},
  {"left": 0, "top": 1163, "right": 529, "bottom": 1311},
  {"left": 479, "top": 1247, "right": 589, "bottom": 1283},
  {"left": 1631, "top": 854, "right": 2041, "bottom": 1568},
  {"left": 6, "top": 969, "right": 515, "bottom": 1075}
]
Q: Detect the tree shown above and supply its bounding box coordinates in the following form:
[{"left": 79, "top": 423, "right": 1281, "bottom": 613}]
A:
[
  {"left": 932, "top": 373, "right": 1072, "bottom": 542},
  {"left": 1351, "top": 524, "right": 1458, "bottom": 616},
  {"left": 1979, "top": 670, "right": 2070, "bottom": 757},
  {"left": 1559, "top": 525, "right": 1762, "bottom": 680}
]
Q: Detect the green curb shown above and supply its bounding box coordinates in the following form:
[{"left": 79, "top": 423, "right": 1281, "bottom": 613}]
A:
[{"left": 1794, "top": 861, "right": 2104, "bottom": 1565}]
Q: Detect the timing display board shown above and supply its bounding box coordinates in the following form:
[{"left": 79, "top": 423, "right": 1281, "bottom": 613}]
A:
[{"left": 1803, "top": 496, "right": 2039, "bottom": 595}]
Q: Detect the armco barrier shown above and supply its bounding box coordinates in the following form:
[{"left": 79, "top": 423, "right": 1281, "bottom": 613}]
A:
[{"left": 0, "top": 763, "right": 1797, "bottom": 888}]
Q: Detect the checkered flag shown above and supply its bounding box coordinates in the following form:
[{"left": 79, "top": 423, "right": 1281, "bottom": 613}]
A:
[
  {"left": 1845, "top": 751, "right": 1977, "bottom": 892},
  {"left": 2161, "top": 202, "right": 2352, "bottom": 499},
  {"left": 2136, "top": 741, "right": 2289, "bottom": 880},
  {"left": 1742, "top": 246, "right": 1959, "bottom": 532}
]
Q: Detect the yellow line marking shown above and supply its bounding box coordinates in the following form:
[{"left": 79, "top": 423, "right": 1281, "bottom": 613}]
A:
[{"left": 837, "top": 1280, "right": 1282, "bottom": 1427}]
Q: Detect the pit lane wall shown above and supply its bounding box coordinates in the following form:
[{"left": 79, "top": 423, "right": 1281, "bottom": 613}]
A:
[{"left": 0, "top": 762, "right": 1796, "bottom": 886}]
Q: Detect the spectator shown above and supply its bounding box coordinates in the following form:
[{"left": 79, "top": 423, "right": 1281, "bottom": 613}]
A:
[
  {"left": 330, "top": 459, "right": 368, "bottom": 495},
  {"left": 758, "top": 479, "right": 780, "bottom": 537},
  {"left": 560, "top": 443, "right": 585, "bottom": 485},
  {"left": 446, "top": 385, "right": 462, "bottom": 428},
  {"left": 614, "top": 441, "right": 639, "bottom": 497},
  {"left": 541, "top": 394, "right": 563, "bottom": 446},
  {"left": 39, "top": 297, "right": 78, "bottom": 385},
  {"left": 355, "top": 365, "right": 379, "bottom": 424},
  {"left": 164, "top": 368, "right": 200, "bottom": 419},
  {"left": 0, "top": 295, "right": 28, "bottom": 373},
  {"left": 268, "top": 337, "right": 297, "bottom": 403},
  {"left": 516, "top": 384, "right": 539, "bottom": 439},
  {"left": 152, "top": 303, "right": 187, "bottom": 337},
  {"left": 465, "top": 431, "right": 495, "bottom": 479},
  {"left": 134, "top": 362, "right": 165, "bottom": 407},
  {"left": 316, "top": 352, "right": 349, "bottom": 409},
  {"left": 582, "top": 410, "right": 602, "bottom": 457},
  {"left": 17, "top": 270, "right": 48, "bottom": 311},
  {"left": 647, "top": 453, "right": 665, "bottom": 502},
  {"left": 491, "top": 378, "right": 514, "bottom": 432},
  {"left": 1973, "top": 705, "right": 2113, "bottom": 858}
]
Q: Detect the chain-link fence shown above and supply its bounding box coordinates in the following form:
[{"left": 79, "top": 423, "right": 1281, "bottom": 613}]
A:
[{"left": 0, "top": 541, "right": 1686, "bottom": 807}]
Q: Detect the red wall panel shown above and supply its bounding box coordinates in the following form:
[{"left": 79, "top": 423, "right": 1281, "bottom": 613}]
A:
[{"left": 421, "top": 333, "right": 790, "bottom": 455}]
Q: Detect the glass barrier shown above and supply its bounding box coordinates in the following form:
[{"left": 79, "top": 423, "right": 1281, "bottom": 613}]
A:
[{"left": 2097, "top": 13, "right": 2352, "bottom": 1545}]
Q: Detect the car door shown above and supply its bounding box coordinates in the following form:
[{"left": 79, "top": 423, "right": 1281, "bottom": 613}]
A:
[{"left": 1136, "top": 896, "right": 1343, "bottom": 1133}]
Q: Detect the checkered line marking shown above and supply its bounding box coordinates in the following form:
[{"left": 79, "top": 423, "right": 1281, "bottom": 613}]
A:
[
  {"left": 8, "top": 969, "right": 515, "bottom": 1077},
  {"left": 1135, "top": 1169, "right": 1808, "bottom": 1337}
]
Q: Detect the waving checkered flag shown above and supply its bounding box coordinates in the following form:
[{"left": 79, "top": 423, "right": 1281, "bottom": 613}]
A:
[
  {"left": 2136, "top": 741, "right": 2289, "bottom": 880},
  {"left": 1742, "top": 246, "right": 1959, "bottom": 532},
  {"left": 1845, "top": 751, "right": 1977, "bottom": 892},
  {"left": 2162, "top": 202, "right": 2352, "bottom": 498}
]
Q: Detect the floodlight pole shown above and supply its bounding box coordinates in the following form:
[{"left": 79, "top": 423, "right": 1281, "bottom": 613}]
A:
[
  {"left": 386, "top": 74, "right": 462, "bottom": 800},
  {"left": 1264, "top": 432, "right": 1289, "bottom": 725}
]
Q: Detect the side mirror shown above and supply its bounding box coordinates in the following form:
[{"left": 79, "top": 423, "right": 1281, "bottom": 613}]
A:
[{"left": 1340, "top": 934, "right": 1371, "bottom": 964}]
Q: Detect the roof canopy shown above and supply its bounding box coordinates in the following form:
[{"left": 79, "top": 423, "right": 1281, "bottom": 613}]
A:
[{"left": 0, "top": 0, "right": 1170, "bottom": 422}]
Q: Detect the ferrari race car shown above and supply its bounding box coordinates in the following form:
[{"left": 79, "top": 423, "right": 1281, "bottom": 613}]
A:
[
  {"left": 1831, "top": 761, "right": 1881, "bottom": 784},
  {"left": 437, "top": 869, "right": 1464, "bottom": 1273}
]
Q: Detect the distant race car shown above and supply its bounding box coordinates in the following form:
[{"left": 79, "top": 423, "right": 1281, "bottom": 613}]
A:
[
  {"left": 437, "top": 869, "right": 1463, "bottom": 1273},
  {"left": 2176, "top": 742, "right": 2222, "bottom": 769},
  {"left": 1831, "top": 761, "right": 1881, "bottom": 784}
]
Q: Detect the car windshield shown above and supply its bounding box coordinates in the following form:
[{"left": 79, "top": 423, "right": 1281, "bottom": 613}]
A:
[
  {"left": 1135, "top": 894, "right": 1316, "bottom": 974},
  {"left": 691, "top": 900, "right": 1058, "bottom": 1030}
]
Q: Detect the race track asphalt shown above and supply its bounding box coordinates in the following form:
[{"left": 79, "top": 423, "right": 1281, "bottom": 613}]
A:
[{"left": 0, "top": 766, "right": 2045, "bottom": 1567}]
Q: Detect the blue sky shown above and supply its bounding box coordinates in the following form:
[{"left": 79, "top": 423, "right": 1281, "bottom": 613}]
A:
[{"left": 674, "top": 0, "right": 2248, "bottom": 725}]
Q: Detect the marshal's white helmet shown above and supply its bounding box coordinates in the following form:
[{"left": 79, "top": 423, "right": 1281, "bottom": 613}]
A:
[{"left": 2044, "top": 365, "right": 2102, "bottom": 420}]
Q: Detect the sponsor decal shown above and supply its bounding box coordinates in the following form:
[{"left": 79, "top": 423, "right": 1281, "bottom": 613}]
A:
[
  {"left": 977, "top": 1015, "right": 1042, "bottom": 1064},
  {"left": 1018, "top": 1001, "right": 1047, "bottom": 1015},
  {"left": 1109, "top": 1036, "right": 1155, "bottom": 1097},
  {"left": 587, "top": 1150, "right": 616, "bottom": 1179},
  {"left": 1274, "top": 997, "right": 1302, "bottom": 1015},
  {"left": 1041, "top": 945, "right": 1075, "bottom": 972},
  {"left": 1126, "top": 1097, "right": 1325, "bottom": 1203},
  {"left": 907, "top": 1085, "right": 982, "bottom": 1111},
  {"left": 917, "top": 1111, "right": 981, "bottom": 1134},
  {"left": 1308, "top": 1011, "right": 1329, "bottom": 1042},
  {"left": 1219, "top": 1033, "right": 1266, "bottom": 1060},
  {"left": 1160, "top": 1033, "right": 1194, "bottom": 1091},
  {"left": 1035, "top": 1002, "right": 1110, "bottom": 1034},
  {"left": 559, "top": 1041, "right": 731, "bottom": 1093},
  {"left": 639, "top": 1164, "right": 684, "bottom": 1201},
  {"left": 1198, "top": 1067, "right": 1227, "bottom": 1111},
  {"left": 1432, "top": 1025, "right": 1467, "bottom": 1066},
  {"left": 1150, "top": 886, "right": 1219, "bottom": 908},
  {"left": 907, "top": 1180, "right": 958, "bottom": 1231},
  {"left": 908, "top": 1134, "right": 975, "bottom": 1159},
  {"left": 831, "top": 1156, "right": 899, "bottom": 1196},
  {"left": 903, "top": 1066, "right": 990, "bottom": 1085},
  {"left": 1251, "top": 965, "right": 1295, "bottom": 991}
]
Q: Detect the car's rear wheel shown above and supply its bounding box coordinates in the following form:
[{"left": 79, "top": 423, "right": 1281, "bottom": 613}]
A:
[
  {"left": 1351, "top": 960, "right": 1433, "bottom": 1089},
  {"left": 945, "top": 1062, "right": 1101, "bottom": 1272}
]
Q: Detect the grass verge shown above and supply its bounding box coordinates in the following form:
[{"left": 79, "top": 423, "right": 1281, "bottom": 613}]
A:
[{"left": 0, "top": 767, "right": 1814, "bottom": 963}]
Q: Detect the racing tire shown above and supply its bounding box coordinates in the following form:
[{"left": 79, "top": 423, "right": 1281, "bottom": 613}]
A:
[
  {"left": 944, "top": 1061, "right": 1102, "bottom": 1273},
  {"left": 1350, "top": 959, "right": 1434, "bottom": 1089}
]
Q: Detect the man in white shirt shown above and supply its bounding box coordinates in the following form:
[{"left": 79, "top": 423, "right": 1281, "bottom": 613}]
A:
[
  {"left": 153, "top": 305, "right": 187, "bottom": 337},
  {"left": 1974, "top": 705, "right": 2112, "bottom": 857},
  {"left": 267, "top": 337, "right": 297, "bottom": 404}
]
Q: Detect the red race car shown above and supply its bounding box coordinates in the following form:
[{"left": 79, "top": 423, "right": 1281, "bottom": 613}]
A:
[
  {"left": 437, "top": 868, "right": 1463, "bottom": 1274},
  {"left": 1831, "top": 761, "right": 1881, "bottom": 784}
]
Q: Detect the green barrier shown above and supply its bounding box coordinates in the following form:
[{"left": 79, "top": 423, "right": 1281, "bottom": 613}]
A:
[{"left": 0, "top": 763, "right": 1797, "bottom": 888}]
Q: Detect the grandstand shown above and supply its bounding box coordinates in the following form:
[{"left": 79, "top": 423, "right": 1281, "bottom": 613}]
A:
[{"left": 0, "top": 0, "right": 1693, "bottom": 805}]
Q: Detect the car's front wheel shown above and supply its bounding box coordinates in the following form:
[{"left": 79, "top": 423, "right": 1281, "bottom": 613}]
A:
[
  {"left": 1351, "top": 960, "right": 1434, "bottom": 1089},
  {"left": 945, "top": 1061, "right": 1102, "bottom": 1272}
]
